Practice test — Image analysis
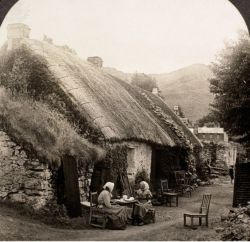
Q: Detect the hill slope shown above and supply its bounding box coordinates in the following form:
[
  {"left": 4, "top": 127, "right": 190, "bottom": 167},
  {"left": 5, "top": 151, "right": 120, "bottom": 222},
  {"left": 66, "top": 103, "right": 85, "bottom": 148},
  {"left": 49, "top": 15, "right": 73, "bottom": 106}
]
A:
[
  {"left": 152, "top": 64, "right": 214, "bottom": 122},
  {"left": 103, "top": 64, "right": 214, "bottom": 123}
]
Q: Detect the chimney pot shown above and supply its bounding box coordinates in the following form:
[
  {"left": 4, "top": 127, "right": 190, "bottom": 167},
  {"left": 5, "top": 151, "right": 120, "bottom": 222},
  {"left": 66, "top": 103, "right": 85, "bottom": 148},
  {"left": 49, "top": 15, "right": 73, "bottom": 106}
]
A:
[
  {"left": 7, "top": 23, "right": 30, "bottom": 50},
  {"left": 87, "top": 56, "right": 103, "bottom": 68}
]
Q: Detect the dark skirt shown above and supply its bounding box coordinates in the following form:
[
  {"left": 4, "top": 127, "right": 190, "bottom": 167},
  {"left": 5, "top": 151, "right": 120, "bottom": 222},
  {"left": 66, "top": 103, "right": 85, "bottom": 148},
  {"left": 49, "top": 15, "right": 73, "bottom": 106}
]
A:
[
  {"left": 133, "top": 202, "right": 154, "bottom": 223},
  {"left": 99, "top": 205, "right": 132, "bottom": 229}
]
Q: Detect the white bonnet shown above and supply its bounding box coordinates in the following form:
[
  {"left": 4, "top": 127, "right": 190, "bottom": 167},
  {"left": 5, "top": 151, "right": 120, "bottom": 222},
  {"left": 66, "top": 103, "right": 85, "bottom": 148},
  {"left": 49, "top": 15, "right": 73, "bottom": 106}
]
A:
[{"left": 103, "top": 182, "right": 114, "bottom": 193}]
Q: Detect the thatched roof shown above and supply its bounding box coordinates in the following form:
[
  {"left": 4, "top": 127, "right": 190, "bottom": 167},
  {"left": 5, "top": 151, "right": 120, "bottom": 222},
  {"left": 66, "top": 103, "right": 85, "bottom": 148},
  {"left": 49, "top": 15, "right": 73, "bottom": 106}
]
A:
[
  {"left": 0, "top": 88, "right": 105, "bottom": 165},
  {"left": 14, "top": 39, "right": 202, "bottom": 148}
]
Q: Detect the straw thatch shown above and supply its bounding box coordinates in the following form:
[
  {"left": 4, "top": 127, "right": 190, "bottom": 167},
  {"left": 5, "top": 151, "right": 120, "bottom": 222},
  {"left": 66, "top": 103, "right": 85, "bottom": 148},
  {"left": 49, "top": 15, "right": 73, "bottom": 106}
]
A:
[
  {"left": 0, "top": 88, "right": 105, "bottom": 166},
  {"left": 11, "top": 39, "right": 201, "bottom": 148}
]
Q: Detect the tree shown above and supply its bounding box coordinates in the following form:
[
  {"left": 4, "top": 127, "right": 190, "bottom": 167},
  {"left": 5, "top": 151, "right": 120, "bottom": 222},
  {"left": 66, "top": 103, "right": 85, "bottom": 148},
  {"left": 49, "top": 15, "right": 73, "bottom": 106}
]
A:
[
  {"left": 131, "top": 73, "right": 158, "bottom": 92},
  {"left": 197, "top": 112, "right": 219, "bottom": 127},
  {"left": 209, "top": 32, "right": 250, "bottom": 149}
]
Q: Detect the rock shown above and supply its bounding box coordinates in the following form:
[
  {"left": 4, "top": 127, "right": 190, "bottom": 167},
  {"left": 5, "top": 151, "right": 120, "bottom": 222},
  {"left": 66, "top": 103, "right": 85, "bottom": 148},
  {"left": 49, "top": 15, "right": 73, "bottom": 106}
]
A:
[
  {"left": 0, "top": 146, "right": 13, "bottom": 157},
  {"left": 209, "top": 174, "right": 219, "bottom": 179},
  {"left": 9, "top": 193, "right": 27, "bottom": 203},
  {"left": 26, "top": 160, "right": 47, "bottom": 171},
  {"left": 24, "top": 189, "right": 47, "bottom": 196},
  {"left": 221, "top": 215, "right": 228, "bottom": 221},
  {"left": 24, "top": 179, "right": 49, "bottom": 190},
  {"left": 242, "top": 219, "right": 249, "bottom": 224},
  {"left": 199, "top": 181, "right": 206, "bottom": 186},
  {"left": 0, "top": 191, "right": 8, "bottom": 198},
  {"left": 16, "top": 159, "right": 26, "bottom": 166},
  {"left": 20, "top": 150, "right": 27, "bottom": 158},
  {"left": 216, "top": 227, "right": 224, "bottom": 233}
]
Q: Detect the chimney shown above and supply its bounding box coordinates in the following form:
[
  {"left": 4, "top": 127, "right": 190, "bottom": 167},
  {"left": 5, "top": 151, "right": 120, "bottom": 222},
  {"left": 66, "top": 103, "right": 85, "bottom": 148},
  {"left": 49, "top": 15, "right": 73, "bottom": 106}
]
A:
[
  {"left": 193, "top": 124, "right": 199, "bottom": 135},
  {"left": 87, "top": 56, "right": 103, "bottom": 68},
  {"left": 173, "top": 105, "right": 179, "bottom": 116},
  {"left": 152, "top": 87, "right": 159, "bottom": 96},
  {"left": 7, "top": 23, "right": 30, "bottom": 51}
]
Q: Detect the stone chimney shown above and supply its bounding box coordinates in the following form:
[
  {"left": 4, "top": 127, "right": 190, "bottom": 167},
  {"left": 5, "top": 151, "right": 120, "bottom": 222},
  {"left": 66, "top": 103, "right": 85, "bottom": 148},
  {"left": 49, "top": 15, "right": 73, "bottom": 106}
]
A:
[
  {"left": 173, "top": 105, "right": 179, "bottom": 116},
  {"left": 152, "top": 87, "right": 159, "bottom": 96},
  {"left": 7, "top": 23, "right": 30, "bottom": 51},
  {"left": 87, "top": 56, "right": 103, "bottom": 68},
  {"left": 193, "top": 124, "right": 199, "bottom": 135}
]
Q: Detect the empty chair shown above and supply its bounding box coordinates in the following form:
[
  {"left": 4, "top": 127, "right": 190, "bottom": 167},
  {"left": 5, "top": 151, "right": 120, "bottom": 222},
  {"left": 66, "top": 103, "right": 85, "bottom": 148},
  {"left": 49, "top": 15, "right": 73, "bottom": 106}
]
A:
[
  {"left": 161, "top": 179, "right": 172, "bottom": 194},
  {"left": 184, "top": 194, "right": 212, "bottom": 228},
  {"left": 160, "top": 179, "right": 179, "bottom": 207},
  {"left": 174, "top": 171, "right": 192, "bottom": 197}
]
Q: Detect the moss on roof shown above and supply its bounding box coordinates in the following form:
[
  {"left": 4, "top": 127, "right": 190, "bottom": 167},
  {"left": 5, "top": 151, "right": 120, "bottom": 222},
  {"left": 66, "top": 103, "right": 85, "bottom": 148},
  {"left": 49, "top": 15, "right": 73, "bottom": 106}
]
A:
[
  {"left": 1, "top": 39, "right": 202, "bottom": 148},
  {"left": 0, "top": 88, "right": 105, "bottom": 166}
]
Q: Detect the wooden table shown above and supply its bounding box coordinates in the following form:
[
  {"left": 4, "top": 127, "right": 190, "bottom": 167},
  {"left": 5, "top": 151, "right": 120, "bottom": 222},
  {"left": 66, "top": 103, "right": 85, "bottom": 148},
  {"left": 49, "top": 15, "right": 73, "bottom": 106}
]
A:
[{"left": 112, "top": 199, "right": 138, "bottom": 207}]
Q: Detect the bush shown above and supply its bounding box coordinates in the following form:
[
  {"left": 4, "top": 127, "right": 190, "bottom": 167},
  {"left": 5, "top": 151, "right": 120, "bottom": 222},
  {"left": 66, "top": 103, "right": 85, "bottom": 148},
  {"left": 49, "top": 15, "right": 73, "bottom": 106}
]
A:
[{"left": 134, "top": 169, "right": 150, "bottom": 186}]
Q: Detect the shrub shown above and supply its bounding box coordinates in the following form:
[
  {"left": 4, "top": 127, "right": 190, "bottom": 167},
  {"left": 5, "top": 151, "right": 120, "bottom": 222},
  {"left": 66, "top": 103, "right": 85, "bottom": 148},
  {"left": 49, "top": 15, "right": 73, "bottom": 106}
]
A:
[{"left": 135, "top": 169, "right": 150, "bottom": 185}]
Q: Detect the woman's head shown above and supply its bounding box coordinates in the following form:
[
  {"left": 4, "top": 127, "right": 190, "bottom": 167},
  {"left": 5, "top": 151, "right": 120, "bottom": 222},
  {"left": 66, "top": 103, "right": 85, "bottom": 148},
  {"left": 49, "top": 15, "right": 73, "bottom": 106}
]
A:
[
  {"left": 103, "top": 182, "right": 114, "bottom": 193},
  {"left": 139, "top": 181, "right": 149, "bottom": 191}
]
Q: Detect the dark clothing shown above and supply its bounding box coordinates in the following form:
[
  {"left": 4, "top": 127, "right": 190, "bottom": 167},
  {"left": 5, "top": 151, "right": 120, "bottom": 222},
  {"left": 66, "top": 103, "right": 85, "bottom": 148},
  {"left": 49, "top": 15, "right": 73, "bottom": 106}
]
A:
[
  {"left": 229, "top": 168, "right": 234, "bottom": 179},
  {"left": 134, "top": 188, "right": 155, "bottom": 224},
  {"left": 229, "top": 167, "right": 234, "bottom": 184}
]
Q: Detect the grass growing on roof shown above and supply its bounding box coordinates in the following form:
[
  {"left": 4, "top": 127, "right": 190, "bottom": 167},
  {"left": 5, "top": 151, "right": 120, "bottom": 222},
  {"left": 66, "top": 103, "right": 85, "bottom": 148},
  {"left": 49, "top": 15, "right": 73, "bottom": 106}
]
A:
[{"left": 0, "top": 88, "right": 105, "bottom": 166}]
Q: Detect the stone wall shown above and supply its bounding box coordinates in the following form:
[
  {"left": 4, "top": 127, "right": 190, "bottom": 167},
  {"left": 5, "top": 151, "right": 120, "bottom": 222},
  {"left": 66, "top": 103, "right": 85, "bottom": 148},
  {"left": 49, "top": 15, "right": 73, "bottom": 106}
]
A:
[
  {"left": 199, "top": 141, "right": 237, "bottom": 179},
  {"left": 0, "top": 130, "right": 54, "bottom": 210},
  {"left": 78, "top": 168, "right": 92, "bottom": 202}
]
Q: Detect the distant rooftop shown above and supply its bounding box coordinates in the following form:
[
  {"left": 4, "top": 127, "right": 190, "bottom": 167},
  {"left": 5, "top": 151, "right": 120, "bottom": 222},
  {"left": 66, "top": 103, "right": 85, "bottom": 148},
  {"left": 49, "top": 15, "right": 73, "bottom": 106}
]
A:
[{"left": 198, "top": 127, "right": 225, "bottom": 134}]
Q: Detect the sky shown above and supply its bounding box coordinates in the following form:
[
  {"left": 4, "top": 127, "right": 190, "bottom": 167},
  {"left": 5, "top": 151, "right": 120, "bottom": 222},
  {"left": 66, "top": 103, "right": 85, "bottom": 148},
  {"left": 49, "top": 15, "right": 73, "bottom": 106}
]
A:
[{"left": 0, "top": 0, "right": 248, "bottom": 73}]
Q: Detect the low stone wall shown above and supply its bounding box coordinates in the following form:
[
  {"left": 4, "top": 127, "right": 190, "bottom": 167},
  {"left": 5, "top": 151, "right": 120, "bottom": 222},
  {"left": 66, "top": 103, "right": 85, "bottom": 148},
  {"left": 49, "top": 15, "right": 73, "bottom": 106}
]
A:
[
  {"left": 0, "top": 130, "right": 54, "bottom": 210},
  {"left": 199, "top": 141, "right": 236, "bottom": 179}
]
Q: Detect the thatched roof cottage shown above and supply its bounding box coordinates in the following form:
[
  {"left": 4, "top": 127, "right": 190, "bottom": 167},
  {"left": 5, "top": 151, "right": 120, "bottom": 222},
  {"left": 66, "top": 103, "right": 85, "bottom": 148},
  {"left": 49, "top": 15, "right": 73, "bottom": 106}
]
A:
[{"left": 0, "top": 23, "right": 202, "bottom": 216}]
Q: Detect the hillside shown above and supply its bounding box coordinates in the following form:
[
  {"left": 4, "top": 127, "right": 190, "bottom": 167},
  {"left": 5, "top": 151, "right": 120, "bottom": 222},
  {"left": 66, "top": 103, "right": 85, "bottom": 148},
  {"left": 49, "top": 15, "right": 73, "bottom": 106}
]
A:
[
  {"left": 103, "top": 64, "right": 214, "bottom": 123},
  {"left": 152, "top": 64, "right": 214, "bottom": 122}
]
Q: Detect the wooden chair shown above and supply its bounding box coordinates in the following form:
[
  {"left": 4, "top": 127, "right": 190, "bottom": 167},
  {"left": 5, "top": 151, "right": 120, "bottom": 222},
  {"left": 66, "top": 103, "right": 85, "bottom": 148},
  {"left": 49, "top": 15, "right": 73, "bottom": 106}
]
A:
[
  {"left": 184, "top": 194, "right": 212, "bottom": 228},
  {"left": 161, "top": 179, "right": 172, "bottom": 194},
  {"left": 160, "top": 179, "right": 178, "bottom": 207},
  {"left": 174, "top": 171, "right": 192, "bottom": 197},
  {"left": 89, "top": 192, "right": 107, "bottom": 229}
]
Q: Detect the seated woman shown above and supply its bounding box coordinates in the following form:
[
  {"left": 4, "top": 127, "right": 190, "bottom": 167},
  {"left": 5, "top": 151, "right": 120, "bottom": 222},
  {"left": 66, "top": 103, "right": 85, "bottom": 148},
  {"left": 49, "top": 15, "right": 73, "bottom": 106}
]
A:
[
  {"left": 134, "top": 181, "right": 155, "bottom": 225},
  {"left": 97, "top": 182, "right": 132, "bottom": 229}
]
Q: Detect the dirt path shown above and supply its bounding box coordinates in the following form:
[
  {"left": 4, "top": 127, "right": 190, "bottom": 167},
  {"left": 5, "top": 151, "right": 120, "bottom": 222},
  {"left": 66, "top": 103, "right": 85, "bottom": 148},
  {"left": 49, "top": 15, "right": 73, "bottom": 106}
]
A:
[{"left": 0, "top": 178, "right": 233, "bottom": 241}]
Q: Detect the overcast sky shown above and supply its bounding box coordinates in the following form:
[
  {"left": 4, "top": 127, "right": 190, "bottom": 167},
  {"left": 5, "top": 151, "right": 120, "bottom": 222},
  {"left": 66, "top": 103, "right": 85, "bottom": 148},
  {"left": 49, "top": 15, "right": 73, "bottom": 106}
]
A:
[{"left": 0, "top": 0, "right": 248, "bottom": 73}]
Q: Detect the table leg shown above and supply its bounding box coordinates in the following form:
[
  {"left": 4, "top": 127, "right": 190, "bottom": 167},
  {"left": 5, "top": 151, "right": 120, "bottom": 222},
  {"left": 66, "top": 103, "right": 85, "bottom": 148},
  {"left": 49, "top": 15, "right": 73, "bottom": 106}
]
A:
[{"left": 132, "top": 203, "right": 136, "bottom": 225}]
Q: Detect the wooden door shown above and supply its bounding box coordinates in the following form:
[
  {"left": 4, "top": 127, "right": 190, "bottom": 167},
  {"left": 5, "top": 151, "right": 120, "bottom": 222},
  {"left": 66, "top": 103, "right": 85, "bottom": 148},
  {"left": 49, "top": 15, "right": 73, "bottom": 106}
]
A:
[{"left": 62, "top": 155, "right": 82, "bottom": 217}]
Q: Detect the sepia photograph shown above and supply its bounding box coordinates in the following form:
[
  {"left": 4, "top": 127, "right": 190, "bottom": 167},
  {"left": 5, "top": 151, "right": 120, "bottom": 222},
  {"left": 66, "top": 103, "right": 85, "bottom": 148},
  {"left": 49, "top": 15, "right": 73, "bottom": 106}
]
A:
[{"left": 0, "top": 0, "right": 249, "bottom": 240}]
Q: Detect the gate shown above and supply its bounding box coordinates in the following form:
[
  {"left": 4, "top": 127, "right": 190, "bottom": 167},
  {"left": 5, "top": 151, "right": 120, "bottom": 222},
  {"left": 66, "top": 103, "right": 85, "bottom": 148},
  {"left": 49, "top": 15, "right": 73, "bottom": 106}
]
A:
[{"left": 233, "top": 162, "right": 250, "bottom": 207}]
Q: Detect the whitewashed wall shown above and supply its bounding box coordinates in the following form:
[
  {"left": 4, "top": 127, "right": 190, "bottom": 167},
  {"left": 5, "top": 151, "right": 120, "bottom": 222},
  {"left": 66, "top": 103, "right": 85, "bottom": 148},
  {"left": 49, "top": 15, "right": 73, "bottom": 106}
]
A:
[{"left": 125, "top": 141, "right": 152, "bottom": 181}]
